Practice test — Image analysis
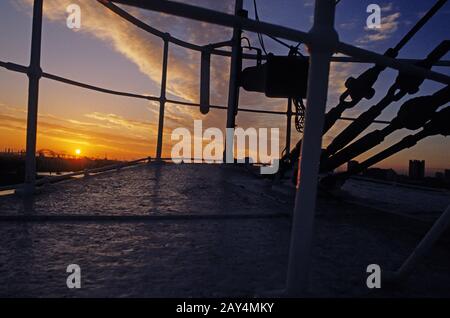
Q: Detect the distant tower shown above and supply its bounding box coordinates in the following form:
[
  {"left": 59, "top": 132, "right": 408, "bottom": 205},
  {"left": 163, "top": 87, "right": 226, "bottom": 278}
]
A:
[
  {"left": 409, "top": 160, "right": 425, "bottom": 180},
  {"left": 445, "top": 169, "right": 450, "bottom": 181}
]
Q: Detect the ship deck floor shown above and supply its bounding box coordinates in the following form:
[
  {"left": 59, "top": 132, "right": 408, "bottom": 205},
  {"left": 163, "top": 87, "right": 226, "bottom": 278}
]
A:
[{"left": 0, "top": 163, "right": 449, "bottom": 297}]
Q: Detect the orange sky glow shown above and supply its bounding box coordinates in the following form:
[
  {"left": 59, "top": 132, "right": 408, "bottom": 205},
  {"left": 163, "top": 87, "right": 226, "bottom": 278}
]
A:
[{"left": 0, "top": 0, "right": 448, "bottom": 176}]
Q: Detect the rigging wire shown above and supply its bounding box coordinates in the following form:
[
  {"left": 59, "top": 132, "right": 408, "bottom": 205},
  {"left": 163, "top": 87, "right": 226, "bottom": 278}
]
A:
[
  {"left": 253, "top": 0, "right": 268, "bottom": 55},
  {"left": 252, "top": 0, "right": 305, "bottom": 56}
]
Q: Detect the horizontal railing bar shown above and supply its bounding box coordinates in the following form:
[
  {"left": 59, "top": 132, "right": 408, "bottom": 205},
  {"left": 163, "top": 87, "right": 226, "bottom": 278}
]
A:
[
  {"left": 0, "top": 60, "right": 394, "bottom": 122},
  {"left": 3, "top": 48, "right": 449, "bottom": 70},
  {"left": 0, "top": 60, "right": 289, "bottom": 116},
  {"left": 110, "top": 0, "right": 450, "bottom": 84},
  {"left": 165, "top": 98, "right": 204, "bottom": 107},
  {"left": 208, "top": 40, "right": 233, "bottom": 49},
  {"left": 98, "top": 0, "right": 204, "bottom": 51},
  {"left": 167, "top": 99, "right": 393, "bottom": 122},
  {"left": 42, "top": 72, "right": 160, "bottom": 101},
  {"left": 166, "top": 98, "right": 286, "bottom": 115},
  {"left": 238, "top": 107, "right": 287, "bottom": 115},
  {"left": 167, "top": 99, "right": 393, "bottom": 119},
  {"left": 338, "top": 117, "right": 390, "bottom": 124},
  {"left": 0, "top": 61, "right": 28, "bottom": 73},
  {"left": 0, "top": 60, "right": 161, "bottom": 101}
]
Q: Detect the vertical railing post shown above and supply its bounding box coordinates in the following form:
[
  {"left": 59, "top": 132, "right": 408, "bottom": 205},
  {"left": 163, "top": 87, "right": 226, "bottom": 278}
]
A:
[
  {"left": 23, "top": 0, "right": 43, "bottom": 195},
  {"left": 394, "top": 204, "right": 450, "bottom": 280},
  {"left": 286, "top": 0, "right": 338, "bottom": 296},
  {"left": 156, "top": 36, "right": 169, "bottom": 160},
  {"left": 225, "top": 0, "right": 243, "bottom": 162},
  {"left": 285, "top": 98, "right": 292, "bottom": 155}
]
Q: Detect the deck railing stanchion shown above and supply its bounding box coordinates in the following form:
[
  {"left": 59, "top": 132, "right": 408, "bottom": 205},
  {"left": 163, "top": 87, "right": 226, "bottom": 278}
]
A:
[
  {"left": 393, "top": 204, "right": 450, "bottom": 280},
  {"left": 225, "top": 0, "right": 243, "bottom": 162},
  {"left": 156, "top": 37, "right": 169, "bottom": 160},
  {"left": 286, "top": 0, "right": 338, "bottom": 296},
  {"left": 23, "top": 0, "right": 43, "bottom": 195}
]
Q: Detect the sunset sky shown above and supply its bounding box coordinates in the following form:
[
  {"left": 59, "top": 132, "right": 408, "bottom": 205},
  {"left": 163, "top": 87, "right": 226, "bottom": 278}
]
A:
[{"left": 0, "top": 0, "right": 449, "bottom": 174}]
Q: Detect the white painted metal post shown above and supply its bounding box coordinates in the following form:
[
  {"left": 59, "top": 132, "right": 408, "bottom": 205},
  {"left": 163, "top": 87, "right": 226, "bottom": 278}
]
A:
[
  {"left": 156, "top": 37, "right": 169, "bottom": 160},
  {"left": 286, "top": 0, "right": 338, "bottom": 296},
  {"left": 225, "top": 0, "right": 243, "bottom": 161},
  {"left": 23, "top": 0, "right": 43, "bottom": 195},
  {"left": 394, "top": 204, "right": 450, "bottom": 280}
]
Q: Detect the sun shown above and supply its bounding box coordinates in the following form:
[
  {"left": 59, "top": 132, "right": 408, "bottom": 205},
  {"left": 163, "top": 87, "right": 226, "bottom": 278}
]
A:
[{"left": 75, "top": 149, "right": 81, "bottom": 156}]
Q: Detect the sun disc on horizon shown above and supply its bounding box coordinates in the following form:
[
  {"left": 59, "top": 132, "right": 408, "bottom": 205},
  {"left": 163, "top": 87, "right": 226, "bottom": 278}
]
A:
[{"left": 75, "top": 149, "right": 81, "bottom": 156}]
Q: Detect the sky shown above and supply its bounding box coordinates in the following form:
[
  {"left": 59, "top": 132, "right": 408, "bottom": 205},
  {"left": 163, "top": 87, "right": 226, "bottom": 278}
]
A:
[{"left": 0, "top": 0, "right": 449, "bottom": 175}]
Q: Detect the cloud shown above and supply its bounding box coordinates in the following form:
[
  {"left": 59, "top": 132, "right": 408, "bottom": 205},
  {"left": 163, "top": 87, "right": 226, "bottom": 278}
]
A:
[
  {"left": 84, "top": 112, "right": 152, "bottom": 131},
  {"left": 339, "top": 22, "right": 357, "bottom": 31},
  {"left": 381, "top": 3, "right": 394, "bottom": 12},
  {"left": 10, "top": 0, "right": 246, "bottom": 156},
  {"left": 303, "top": 0, "right": 314, "bottom": 8},
  {"left": 9, "top": 0, "right": 355, "bottom": 160},
  {"left": 357, "top": 7, "right": 401, "bottom": 45},
  {"left": 0, "top": 105, "right": 166, "bottom": 158},
  {"left": 18, "top": 0, "right": 234, "bottom": 120}
]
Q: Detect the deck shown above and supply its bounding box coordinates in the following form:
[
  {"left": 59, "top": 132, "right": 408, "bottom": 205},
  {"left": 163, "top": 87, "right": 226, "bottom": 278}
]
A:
[{"left": 0, "top": 163, "right": 449, "bottom": 297}]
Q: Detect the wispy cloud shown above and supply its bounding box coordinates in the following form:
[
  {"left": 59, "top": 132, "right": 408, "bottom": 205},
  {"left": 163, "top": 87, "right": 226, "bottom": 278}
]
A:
[
  {"left": 339, "top": 21, "right": 357, "bottom": 31},
  {"left": 9, "top": 0, "right": 354, "bottom": 160},
  {"left": 381, "top": 3, "right": 394, "bottom": 12},
  {"left": 0, "top": 105, "right": 168, "bottom": 158},
  {"left": 357, "top": 3, "right": 401, "bottom": 45},
  {"left": 19, "top": 0, "right": 233, "bottom": 114}
]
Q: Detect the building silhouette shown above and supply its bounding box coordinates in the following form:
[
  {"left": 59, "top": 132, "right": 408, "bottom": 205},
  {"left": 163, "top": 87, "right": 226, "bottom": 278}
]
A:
[
  {"left": 445, "top": 169, "right": 450, "bottom": 181},
  {"left": 409, "top": 160, "right": 425, "bottom": 180}
]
